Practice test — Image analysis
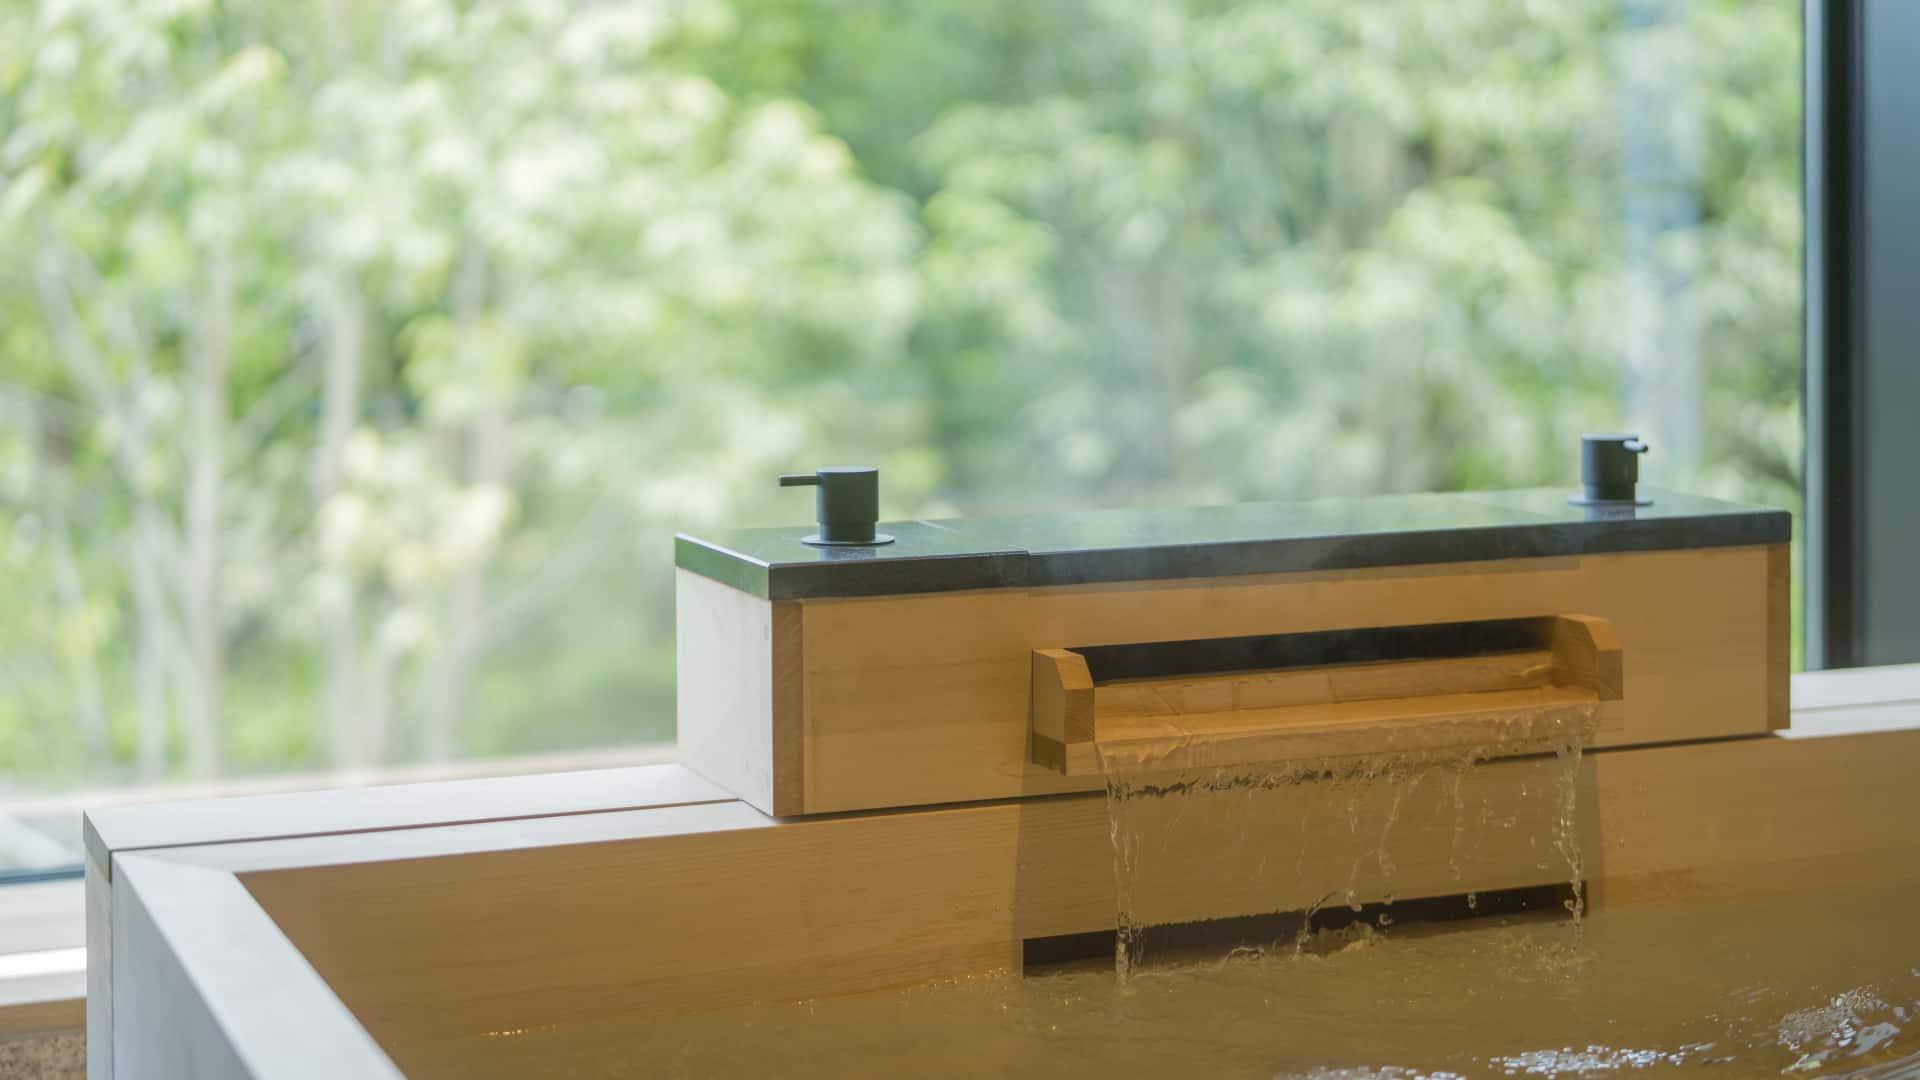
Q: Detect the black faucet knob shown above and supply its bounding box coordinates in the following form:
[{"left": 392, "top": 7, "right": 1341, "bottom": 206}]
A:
[
  {"left": 778, "top": 467, "right": 895, "bottom": 546},
  {"left": 1573, "top": 433, "right": 1651, "bottom": 506}
]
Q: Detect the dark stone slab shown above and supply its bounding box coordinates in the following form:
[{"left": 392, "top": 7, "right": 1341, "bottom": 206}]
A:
[{"left": 675, "top": 487, "right": 1792, "bottom": 601}]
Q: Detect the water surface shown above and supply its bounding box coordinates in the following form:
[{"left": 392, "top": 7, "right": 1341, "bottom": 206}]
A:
[{"left": 431, "top": 877, "right": 1920, "bottom": 1078}]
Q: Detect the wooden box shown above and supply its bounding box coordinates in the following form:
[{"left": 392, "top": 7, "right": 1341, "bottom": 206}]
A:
[{"left": 676, "top": 488, "right": 1790, "bottom": 816}]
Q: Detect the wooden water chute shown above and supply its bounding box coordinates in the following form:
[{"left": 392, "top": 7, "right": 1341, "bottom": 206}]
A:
[{"left": 1030, "top": 614, "right": 1623, "bottom": 775}]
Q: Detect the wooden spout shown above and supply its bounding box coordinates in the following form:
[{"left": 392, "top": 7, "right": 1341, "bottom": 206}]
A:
[{"left": 1031, "top": 614, "right": 1621, "bottom": 776}]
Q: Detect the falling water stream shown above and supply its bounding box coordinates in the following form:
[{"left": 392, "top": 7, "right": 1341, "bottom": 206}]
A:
[{"left": 1097, "top": 704, "right": 1594, "bottom": 980}]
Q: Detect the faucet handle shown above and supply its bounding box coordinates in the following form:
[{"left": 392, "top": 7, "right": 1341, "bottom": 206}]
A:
[
  {"left": 1574, "top": 433, "right": 1652, "bottom": 506},
  {"left": 779, "top": 466, "right": 894, "bottom": 546}
]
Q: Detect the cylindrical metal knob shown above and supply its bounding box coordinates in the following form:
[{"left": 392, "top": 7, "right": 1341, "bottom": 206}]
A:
[
  {"left": 778, "top": 467, "right": 894, "bottom": 546},
  {"left": 1574, "top": 433, "right": 1650, "bottom": 505}
]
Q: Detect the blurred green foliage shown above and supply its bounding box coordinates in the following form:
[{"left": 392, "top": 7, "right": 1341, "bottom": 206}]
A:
[{"left": 0, "top": 0, "right": 1800, "bottom": 792}]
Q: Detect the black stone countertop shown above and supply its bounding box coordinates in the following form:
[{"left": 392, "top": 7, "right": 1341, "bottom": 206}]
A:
[{"left": 675, "top": 487, "right": 1791, "bottom": 601}]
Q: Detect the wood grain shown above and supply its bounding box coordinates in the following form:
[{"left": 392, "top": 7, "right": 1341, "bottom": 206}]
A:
[{"left": 680, "top": 545, "right": 1784, "bottom": 813}]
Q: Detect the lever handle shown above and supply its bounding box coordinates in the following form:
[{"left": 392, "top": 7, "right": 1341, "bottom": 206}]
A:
[
  {"left": 1575, "top": 433, "right": 1651, "bottom": 505},
  {"left": 778, "top": 466, "right": 893, "bottom": 547}
]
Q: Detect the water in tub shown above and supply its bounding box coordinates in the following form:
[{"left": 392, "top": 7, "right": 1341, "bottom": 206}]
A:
[{"left": 420, "top": 724, "right": 1920, "bottom": 1078}]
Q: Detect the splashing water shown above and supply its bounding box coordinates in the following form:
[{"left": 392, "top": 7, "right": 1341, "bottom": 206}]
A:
[
  {"left": 1103, "top": 772, "right": 1143, "bottom": 977},
  {"left": 1551, "top": 739, "right": 1585, "bottom": 928},
  {"left": 1096, "top": 693, "right": 1593, "bottom": 980}
]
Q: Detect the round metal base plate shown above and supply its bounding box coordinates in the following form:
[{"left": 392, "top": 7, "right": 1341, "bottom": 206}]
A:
[
  {"left": 1567, "top": 495, "right": 1653, "bottom": 508},
  {"left": 801, "top": 533, "right": 896, "bottom": 547}
]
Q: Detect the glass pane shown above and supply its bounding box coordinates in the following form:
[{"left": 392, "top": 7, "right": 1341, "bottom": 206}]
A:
[{"left": 0, "top": 0, "right": 1802, "bottom": 875}]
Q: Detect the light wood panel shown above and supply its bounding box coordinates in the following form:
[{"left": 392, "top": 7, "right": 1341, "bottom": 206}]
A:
[
  {"left": 799, "top": 580, "right": 1035, "bottom": 813},
  {"left": 236, "top": 725, "right": 1920, "bottom": 1071},
  {"left": 1028, "top": 649, "right": 1095, "bottom": 774},
  {"left": 675, "top": 571, "right": 804, "bottom": 815},
  {"left": 113, "top": 855, "right": 402, "bottom": 1080},
  {"left": 679, "top": 544, "right": 1785, "bottom": 813},
  {"left": 1552, "top": 613, "right": 1624, "bottom": 701},
  {"left": 83, "top": 763, "right": 729, "bottom": 878},
  {"left": 85, "top": 849, "right": 110, "bottom": 1080}
]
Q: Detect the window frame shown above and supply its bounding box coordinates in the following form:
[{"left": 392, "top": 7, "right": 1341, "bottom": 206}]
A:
[{"left": 1806, "top": 0, "right": 1920, "bottom": 669}]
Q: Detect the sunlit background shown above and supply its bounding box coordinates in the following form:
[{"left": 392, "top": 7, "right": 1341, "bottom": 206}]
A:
[{"left": 0, "top": 0, "right": 1800, "bottom": 870}]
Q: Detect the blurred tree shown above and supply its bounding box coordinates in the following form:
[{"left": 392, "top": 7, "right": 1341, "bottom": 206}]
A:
[
  {"left": 0, "top": 0, "right": 1801, "bottom": 792},
  {"left": 0, "top": 0, "right": 918, "bottom": 782}
]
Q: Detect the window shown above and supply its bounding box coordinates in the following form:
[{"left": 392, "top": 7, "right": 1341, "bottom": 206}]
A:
[{"left": 0, "top": 0, "right": 1804, "bottom": 877}]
